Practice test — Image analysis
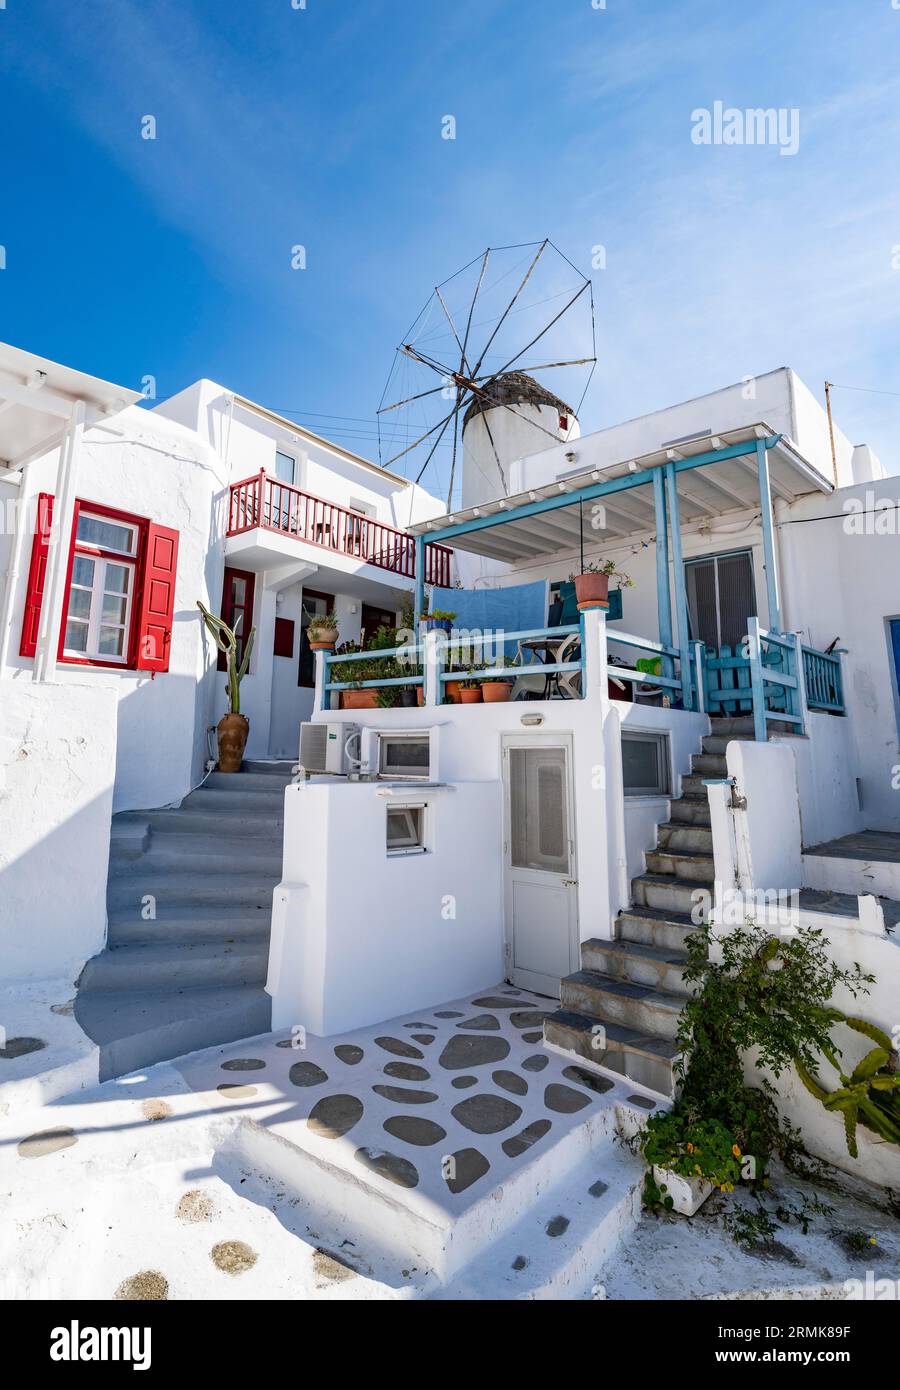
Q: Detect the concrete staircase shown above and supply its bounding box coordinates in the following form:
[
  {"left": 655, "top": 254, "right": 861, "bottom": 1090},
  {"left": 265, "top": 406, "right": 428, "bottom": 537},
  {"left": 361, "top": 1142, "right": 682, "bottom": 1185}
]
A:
[
  {"left": 544, "top": 715, "right": 757, "bottom": 1097},
  {"left": 75, "top": 761, "right": 292, "bottom": 1080}
]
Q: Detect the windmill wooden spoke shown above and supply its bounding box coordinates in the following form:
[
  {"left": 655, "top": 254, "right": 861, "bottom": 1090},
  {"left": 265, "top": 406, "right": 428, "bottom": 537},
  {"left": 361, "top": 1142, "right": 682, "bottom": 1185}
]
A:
[
  {"left": 460, "top": 249, "right": 490, "bottom": 368},
  {"left": 378, "top": 383, "right": 449, "bottom": 416},
  {"left": 434, "top": 286, "right": 472, "bottom": 377},
  {"left": 415, "top": 397, "right": 461, "bottom": 487},
  {"left": 384, "top": 396, "right": 467, "bottom": 470},
  {"left": 443, "top": 388, "right": 464, "bottom": 507},
  {"left": 487, "top": 280, "right": 590, "bottom": 380},
  {"left": 470, "top": 239, "right": 548, "bottom": 378},
  {"left": 496, "top": 356, "right": 596, "bottom": 375}
]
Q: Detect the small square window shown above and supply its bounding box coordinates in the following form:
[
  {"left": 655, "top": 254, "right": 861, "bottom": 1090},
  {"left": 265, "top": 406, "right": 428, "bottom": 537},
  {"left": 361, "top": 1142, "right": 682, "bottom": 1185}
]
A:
[
  {"left": 622, "top": 731, "right": 670, "bottom": 797},
  {"left": 386, "top": 805, "right": 426, "bottom": 855}
]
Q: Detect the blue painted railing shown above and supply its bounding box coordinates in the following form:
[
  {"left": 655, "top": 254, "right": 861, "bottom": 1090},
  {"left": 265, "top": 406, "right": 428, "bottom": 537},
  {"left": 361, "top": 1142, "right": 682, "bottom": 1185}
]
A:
[
  {"left": 323, "top": 642, "right": 424, "bottom": 709},
  {"left": 699, "top": 619, "right": 845, "bottom": 740},
  {"left": 607, "top": 630, "right": 683, "bottom": 699},
  {"left": 802, "top": 644, "right": 844, "bottom": 714},
  {"left": 438, "top": 623, "right": 583, "bottom": 695}
]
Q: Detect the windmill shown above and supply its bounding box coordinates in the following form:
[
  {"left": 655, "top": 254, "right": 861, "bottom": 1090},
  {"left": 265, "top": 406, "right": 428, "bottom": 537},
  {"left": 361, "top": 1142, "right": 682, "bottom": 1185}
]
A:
[{"left": 377, "top": 240, "right": 596, "bottom": 512}]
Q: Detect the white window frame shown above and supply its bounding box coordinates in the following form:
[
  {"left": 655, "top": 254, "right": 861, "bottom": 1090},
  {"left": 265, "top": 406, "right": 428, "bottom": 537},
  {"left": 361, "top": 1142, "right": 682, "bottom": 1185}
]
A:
[
  {"left": 621, "top": 729, "right": 671, "bottom": 798},
  {"left": 386, "top": 803, "right": 428, "bottom": 856},
  {"left": 63, "top": 511, "right": 139, "bottom": 665},
  {"left": 377, "top": 731, "right": 431, "bottom": 780}
]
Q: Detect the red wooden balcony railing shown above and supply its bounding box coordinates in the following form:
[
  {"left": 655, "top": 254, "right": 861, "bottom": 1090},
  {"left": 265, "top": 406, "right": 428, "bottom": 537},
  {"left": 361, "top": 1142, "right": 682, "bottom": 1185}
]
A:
[{"left": 227, "top": 472, "right": 452, "bottom": 587}]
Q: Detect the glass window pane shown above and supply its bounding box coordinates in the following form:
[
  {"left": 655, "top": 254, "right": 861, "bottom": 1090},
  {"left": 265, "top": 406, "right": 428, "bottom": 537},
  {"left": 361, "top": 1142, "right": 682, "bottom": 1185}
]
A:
[
  {"left": 274, "top": 451, "right": 295, "bottom": 484},
  {"left": 229, "top": 577, "right": 247, "bottom": 607},
  {"left": 76, "top": 514, "right": 136, "bottom": 554},
  {"left": 104, "top": 564, "right": 131, "bottom": 594},
  {"left": 98, "top": 626, "right": 125, "bottom": 656},
  {"left": 67, "top": 588, "right": 92, "bottom": 621},
  {"left": 622, "top": 733, "right": 669, "bottom": 796},
  {"left": 102, "top": 593, "right": 128, "bottom": 625},
  {"left": 509, "top": 747, "right": 569, "bottom": 874},
  {"left": 65, "top": 620, "right": 89, "bottom": 652},
  {"left": 72, "top": 555, "right": 95, "bottom": 588}
]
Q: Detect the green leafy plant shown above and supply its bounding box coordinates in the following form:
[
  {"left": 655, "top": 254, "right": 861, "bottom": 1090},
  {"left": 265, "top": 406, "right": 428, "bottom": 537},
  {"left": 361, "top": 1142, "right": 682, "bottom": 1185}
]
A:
[
  {"left": 638, "top": 1111, "right": 744, "bottom": 1202},
  {"left": 197, "top": 600, "right": 255, "bottom": 715},
  {"left": 570, "top": 559, "right": 635, "bottom": 588},
  {"left": 306, "top": 608, "right": 338, "bottom": 641},
  {"left": 426, "top": 608, "right": 457, "bottom": 623}
]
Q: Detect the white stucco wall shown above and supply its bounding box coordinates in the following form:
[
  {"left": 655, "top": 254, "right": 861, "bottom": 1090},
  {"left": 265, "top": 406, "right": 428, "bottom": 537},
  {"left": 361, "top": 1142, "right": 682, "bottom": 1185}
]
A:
[
  {"left": 2, "top": 407, "right": 227, "bottom": 812},
  {"left": 267, "top": 779, "right": 504, "bottom": 1035},
  {"left": 0, "top": 682, "right": 115, "bottom": 981}
]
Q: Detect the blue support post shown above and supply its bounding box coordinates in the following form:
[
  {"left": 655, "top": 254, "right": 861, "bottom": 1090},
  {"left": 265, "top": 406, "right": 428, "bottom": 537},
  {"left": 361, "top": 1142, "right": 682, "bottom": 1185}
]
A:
[
  {"left": 664, "top": 461, "right": 692, "bottom": 710},
  {"left": 413, "top": 535, "right": 426, "bottom": 629},
  {"left": 747, "top": 617, "right": 768, "bottom": 742},
  {"left": 756, "top": 438, "right": 781, "bottom": 634},
  {"left": 653, "top": 467, "right": 674, "bottom": 683}
]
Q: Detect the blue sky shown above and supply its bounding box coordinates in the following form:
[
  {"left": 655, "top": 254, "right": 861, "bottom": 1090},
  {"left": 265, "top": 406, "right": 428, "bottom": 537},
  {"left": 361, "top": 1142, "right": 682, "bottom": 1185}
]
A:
[{"left": 2, "top": 0, "right": 900, "bottom": 484}]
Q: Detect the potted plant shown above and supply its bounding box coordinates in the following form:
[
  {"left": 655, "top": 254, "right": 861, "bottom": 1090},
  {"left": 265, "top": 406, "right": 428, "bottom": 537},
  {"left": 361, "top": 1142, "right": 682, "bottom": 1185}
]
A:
[
  {"left": 637, "top": 1110, "right": 744, "bottom": 1217},
  {"left": 197, "top": 601, "right": 256, "bottom": 773},
  {"left": 572, "top": 559, "right": 634, "bottom": 611},
  {"left": 482, "top": 655, "right": 515, "bottom": 703},
  {"left": 423, "top": 608, "right": 456, "bottom": 633},
  {"left": 307, "top": 609, "right": 339, "bottom": 651},
  {"left": 458, "top": 665, "right": 483, "bottom": 703}
]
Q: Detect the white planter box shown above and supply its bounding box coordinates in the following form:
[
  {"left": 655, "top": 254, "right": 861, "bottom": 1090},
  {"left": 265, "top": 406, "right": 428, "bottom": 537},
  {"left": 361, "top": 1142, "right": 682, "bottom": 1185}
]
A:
[{"left": 652, "top": 1165, "right": 714, "bottom": 1216}]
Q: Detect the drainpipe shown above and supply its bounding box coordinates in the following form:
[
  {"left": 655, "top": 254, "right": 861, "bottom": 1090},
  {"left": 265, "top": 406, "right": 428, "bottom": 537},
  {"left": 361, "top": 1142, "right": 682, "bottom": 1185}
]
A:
[{"left": 33, "top": 400, "right": 86, "bottom": 683}]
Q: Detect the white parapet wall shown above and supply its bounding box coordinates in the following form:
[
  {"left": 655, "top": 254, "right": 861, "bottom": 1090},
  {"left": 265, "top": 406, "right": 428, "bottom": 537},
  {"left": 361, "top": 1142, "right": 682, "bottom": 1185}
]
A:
[
  {"left": 706, "top": 737, "right": 900, "bottom": 1189},
  {"left": 0, "top": 680, "right": 116, "bottom": 981},
  {"left": 267, "top": 777, "right": 504, "bottom": 1036}
]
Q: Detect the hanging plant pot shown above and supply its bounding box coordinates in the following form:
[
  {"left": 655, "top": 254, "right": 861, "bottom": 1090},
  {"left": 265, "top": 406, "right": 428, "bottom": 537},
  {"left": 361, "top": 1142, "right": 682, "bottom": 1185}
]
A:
[
  {"left": 483, "top": 681, "right": 513, "bottom": 703},
  {"left": 340, "top": 689, "right": 378, "bottom": 710},
  {"left": 574, "top": 572, "right": 610, "bottom": 610},
  {"left": 217, "top": 713, "right": 250, "bottom": 773},
  {"left": 459, "top": 687, "right": 483, "bottom": 704}
]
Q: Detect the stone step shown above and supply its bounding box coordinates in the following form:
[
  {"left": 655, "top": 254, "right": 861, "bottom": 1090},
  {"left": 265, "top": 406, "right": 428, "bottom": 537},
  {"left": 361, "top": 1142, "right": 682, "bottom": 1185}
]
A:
[
  {"left": 645, "top": 848, "right": 715, "bottom": 884},
  {"left": 187, "top": 784, "right": 288, "bottom": 813},
  {"left": 205, "top": 770, "right": 293, "bottom": 793},
  {"left": 108, "top": 834, "right": 283, "bottom": 878},
  {"left": 581, "top": 938, "right": 693, "bottom": 998},
  {"left": 74, "top": 985, "right": 272, "bottom": 1081},
  {"left": 691, "top": 752, "right": 728, "bottom": 777},
  {"left": 221, "top": 1059, "right": 626, "bottom": 1287},
  {"left": 107, "top": 871, "right": 278, "bottom": 913},
  {"left": 77, "top": 940, "right": 269, "bottom": 992},
  {"left": 119, "top": 806, "right": 284, "bottom": 840},
  {"left": 702, "top": 732, "right": 752, "bottom": 756},
  {"left": 679, "top": 774, "right": 710, "bottom": 799},
  {"left": 544, "top": 1009, "right": 678, "bottom": 1097},
  {"left": 438, "top": 1141, "right": 645, "bottom": 1299},
  {"left": 655, "top": 821, "right": 713, "bottom": 854},
  {"left": 107, "top": 908, "right": 271, "bottom": 947},
  {"left": 560, "top": 969, "right": 684, "bottom": 1041},
  {"left": 709, "top": 715, "right": 755, "bottom": 735},
  {"left": 631, "top": 873, "right": 709, "bottom": 919},
  {"left": 617, "top": 905, "right": 699, "bottom": 954},
  {"left": 668, "top": 797, "right": 711, "bottom": 827}
]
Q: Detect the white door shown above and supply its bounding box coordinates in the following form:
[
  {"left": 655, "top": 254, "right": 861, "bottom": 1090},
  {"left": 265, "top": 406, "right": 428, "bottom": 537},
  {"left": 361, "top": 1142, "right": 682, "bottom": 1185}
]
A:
[{"left": 503, "top": 735, "right": 578, "bottom": 996}]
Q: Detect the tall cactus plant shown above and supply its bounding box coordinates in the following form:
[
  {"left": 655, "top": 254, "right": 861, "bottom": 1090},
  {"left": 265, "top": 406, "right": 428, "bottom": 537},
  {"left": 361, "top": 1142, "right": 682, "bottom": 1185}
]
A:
[{"left": 197, "top": 600, "right": 256, "bottom": 714}]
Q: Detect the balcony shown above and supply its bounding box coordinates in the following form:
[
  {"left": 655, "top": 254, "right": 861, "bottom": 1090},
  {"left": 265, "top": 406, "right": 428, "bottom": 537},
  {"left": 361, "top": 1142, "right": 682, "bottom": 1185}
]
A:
[{"left": 227, "top": 471, "right": 452, "bottom": 587}]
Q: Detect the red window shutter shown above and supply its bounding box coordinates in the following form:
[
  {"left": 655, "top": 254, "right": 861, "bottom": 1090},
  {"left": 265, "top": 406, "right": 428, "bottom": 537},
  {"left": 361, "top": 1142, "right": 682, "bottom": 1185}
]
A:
[
  {"left": 19, "top": 492, "right": 55, "bottom": 658},
  {"left": 135, "top": 524, "right": 179, "bottom": 672}
]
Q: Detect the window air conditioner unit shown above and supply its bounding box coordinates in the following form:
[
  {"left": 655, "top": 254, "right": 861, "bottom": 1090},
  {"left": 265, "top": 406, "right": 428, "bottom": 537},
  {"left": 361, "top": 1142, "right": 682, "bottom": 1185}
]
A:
[{"left": 298, "top": 721, "right": 360, "bottom": 775}]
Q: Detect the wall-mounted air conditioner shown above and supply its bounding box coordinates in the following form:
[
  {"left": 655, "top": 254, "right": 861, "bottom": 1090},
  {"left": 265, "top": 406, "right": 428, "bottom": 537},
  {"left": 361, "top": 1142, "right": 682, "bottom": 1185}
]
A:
[{"left": 298, "top": 722, "right": 360, "bottom": 775}]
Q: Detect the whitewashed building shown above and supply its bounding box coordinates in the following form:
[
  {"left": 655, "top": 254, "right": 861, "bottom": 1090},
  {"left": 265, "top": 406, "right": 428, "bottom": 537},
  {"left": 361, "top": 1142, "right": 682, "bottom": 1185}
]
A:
[{"left": 2, "top": 341, "right": 899, "bottom": 1193}]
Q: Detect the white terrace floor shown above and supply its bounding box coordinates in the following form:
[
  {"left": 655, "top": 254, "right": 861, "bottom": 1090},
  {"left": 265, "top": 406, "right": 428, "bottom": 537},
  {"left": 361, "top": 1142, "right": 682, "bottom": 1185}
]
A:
[{"left": 0, "top": 986, "right": 658, "bottom": 1301}]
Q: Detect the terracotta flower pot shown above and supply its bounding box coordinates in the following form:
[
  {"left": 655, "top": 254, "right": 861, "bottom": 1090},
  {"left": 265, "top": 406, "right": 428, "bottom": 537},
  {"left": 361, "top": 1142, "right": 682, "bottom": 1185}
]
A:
[
  {"left": 574, "top": 571, "right": 610, "bottom": 610},
  {"left": 217, "top": 712, "right": 249, "bottom": 773},
  {"left": 482, "top": 681, "right": 513, "bottom": 703},
  {"left": 416, "top": 686, "right": 425, "bottom": 706},
  {"left": 309, "top": 636, "right": 337, "bottom": 651},
  {"left": 444, "top": 680, "right": 463, "bottom": 704},
  {"left": 459, "top": 687, "right": 482, "bottom": 703},
  {"left": 340, "top": 689, "right": 378, "bottom": 710}
]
